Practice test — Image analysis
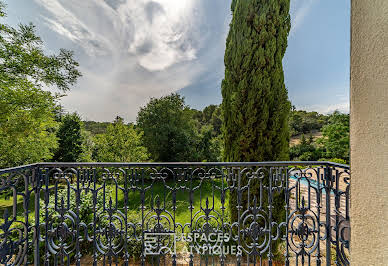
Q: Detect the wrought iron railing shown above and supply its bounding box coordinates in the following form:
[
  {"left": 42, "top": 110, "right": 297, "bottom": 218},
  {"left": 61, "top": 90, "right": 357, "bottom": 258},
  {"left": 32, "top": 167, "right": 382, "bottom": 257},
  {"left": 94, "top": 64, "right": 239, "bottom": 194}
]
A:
[{"left": 0, "top": 162, "right": 350, "bottom": 265}]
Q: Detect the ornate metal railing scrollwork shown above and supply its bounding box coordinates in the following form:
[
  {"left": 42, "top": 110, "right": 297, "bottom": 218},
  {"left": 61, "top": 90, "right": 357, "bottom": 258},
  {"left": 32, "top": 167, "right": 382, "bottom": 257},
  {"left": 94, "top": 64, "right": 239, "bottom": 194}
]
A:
[{"left": 0, "top": 161, "right": 350, "bottom": 265}]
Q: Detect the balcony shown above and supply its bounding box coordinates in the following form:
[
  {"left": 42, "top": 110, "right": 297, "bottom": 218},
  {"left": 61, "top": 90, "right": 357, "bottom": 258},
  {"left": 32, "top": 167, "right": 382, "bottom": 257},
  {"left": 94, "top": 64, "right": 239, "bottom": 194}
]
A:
[{"left": 0, "top": 161, "right": 350, "bottom": 265}]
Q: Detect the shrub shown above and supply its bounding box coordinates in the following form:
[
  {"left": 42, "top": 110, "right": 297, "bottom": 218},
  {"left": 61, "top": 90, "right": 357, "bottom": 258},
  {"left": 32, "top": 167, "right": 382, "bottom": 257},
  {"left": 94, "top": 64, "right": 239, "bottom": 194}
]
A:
[
  {"left": 319, "top": 158, "right": 347, "bottom": 165},
  {"left": 38, "top": 187, "right": 144, "bottom": 262}
]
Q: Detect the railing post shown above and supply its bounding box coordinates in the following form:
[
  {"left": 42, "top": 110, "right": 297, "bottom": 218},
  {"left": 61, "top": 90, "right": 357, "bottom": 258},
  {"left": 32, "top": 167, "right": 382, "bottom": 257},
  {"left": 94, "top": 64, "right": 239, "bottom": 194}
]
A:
[
  {"left": 236, "top": 167, "right": 242, "bottom": 266},
  {"left": 325, "top": 166, "right": 332, "bottom": 266},
  {"left": 268, "top": 167, "right": 273, "bottom": 266},
  {"left": 334, "top": 168, "right": 340, "bottom": 265},
  {"left": 33, "top": 166, "right": 41, "bottom": 266},
  {"left": 75, "top": 168, "right": 81, "bottom": 266},
  {"left": 284, "top": 167, "right": 290, "bottom": 266}
]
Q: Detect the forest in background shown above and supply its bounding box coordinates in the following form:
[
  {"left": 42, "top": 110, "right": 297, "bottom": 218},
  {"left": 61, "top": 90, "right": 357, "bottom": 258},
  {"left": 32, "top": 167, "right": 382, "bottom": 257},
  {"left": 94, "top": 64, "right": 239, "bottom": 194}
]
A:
[{"left": 80, "top": 102, "right": 349, "bottom": 165}]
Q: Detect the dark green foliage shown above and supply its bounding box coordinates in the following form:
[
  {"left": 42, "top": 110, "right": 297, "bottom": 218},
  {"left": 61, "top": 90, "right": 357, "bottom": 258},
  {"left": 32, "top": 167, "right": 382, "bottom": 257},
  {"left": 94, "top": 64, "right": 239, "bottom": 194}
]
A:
[
  {"left": 0, "top": 82, "right": 58, "bottom": 168},
  {"left": 222, "top": 0, "right": 291, "bottom": 259},
  {"left": 39, "top": 188, "right": 143, "bottom": 261},
  {"left": 231, "top": 0, "right": 238, "bottom": 12},
  {"left": 202, "top": 105, "right": 217, "bottom": 123},
  {"left": 222, "top": 0, "right": 291, "bottom": 162},
  {"left": 137, "top": 94, "right": 223, "bottom": 162},
  {"left": 191, "top": 104, "right": 223, "bottom": 137},
  {"left": 93, "top": 116, "right": 149, "bottom": 162},
  {"left": 190, "top": 105, "right": 223, "bottom": 162},
  {"left": 137, "top": 93, "right": 199, "bottom": 162},
  {"left": 290, "top": 112, "right": 350, "bottom": 163},
  {"left": 202, "top": 105, "right": 222, "bottom": 136},
  {"left": 54, "top": 113, "right": 83, "bottom": 162},
  {"left": 308, "top": 133, "right": 314, "bottom": 144},
  {"left": 83, "top": 120, "right": 111, "bottom": 135},
  {"left": 289, "top": 109, "right": 329, "bottom": 136},
  {"left": 317, "top": 111, "right": 349, "bottom": 162},
  {"left": 196, "top": 125, "right": 223, "bottom": 162},
  {"left": 82, "top": 103, "right": 224, "bottom": 163}
]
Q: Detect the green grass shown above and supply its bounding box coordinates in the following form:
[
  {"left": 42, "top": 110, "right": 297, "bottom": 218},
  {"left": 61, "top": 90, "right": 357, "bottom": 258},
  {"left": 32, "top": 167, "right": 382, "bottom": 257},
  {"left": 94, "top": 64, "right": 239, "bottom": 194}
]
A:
[
  {"left": 0, "top": 179, "right": 230, "bottom": 229},
  {"left": 105, "top": 178, "right": 230, "bottom": 227},
  {"left": 0, "top": 190, "right": 36, "bottom": 226}
]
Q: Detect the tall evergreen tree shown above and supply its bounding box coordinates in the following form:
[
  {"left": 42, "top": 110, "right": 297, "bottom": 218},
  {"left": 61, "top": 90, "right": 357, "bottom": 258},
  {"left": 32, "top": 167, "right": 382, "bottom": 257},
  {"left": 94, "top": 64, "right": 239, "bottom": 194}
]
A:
[
  {"left": 222, "top": 0, "right": 291, "bottom": 162},
  {"left": 222, "top": 0, "right": 291, "bottom": 259}
]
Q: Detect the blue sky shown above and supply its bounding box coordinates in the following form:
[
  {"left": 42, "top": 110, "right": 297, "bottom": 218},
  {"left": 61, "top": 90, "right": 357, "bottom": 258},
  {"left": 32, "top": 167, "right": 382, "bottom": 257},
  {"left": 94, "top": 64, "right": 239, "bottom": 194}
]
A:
[{"left": 4, "top": 0, "right": 350, "bottom": 122}]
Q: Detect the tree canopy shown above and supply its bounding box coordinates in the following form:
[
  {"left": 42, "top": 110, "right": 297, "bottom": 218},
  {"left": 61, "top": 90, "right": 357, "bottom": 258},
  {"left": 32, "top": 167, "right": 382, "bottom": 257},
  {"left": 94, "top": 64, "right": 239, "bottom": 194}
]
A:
[
  {"left": 289, "top": 111, "right": 350, "bottom": 163},
  {"left": 53, "top": 113, "right": 84, "bottom": 162},
  {"left": 0, "top": 2, "right": 81, "bottom": 91},
  {"left": 289, "top": 108, "right": 329, "bottom": 136},
  {"left": 137, "top": 94, "right": 223, "bottom": 162},
  {"left": 0, "top": 81, "right": 58, "bottom": 167},
  {"left": 0, "top": 2, "right": 81, "bottom": 167},
  {"left": 94, "top": 116, "right": 149, "bottom": 162},
  {"left": 318, "top": 111, "right": 349, "bottom": 160},
  {"left": 137, "top": 94, "right": 199, "bottom": 162}
]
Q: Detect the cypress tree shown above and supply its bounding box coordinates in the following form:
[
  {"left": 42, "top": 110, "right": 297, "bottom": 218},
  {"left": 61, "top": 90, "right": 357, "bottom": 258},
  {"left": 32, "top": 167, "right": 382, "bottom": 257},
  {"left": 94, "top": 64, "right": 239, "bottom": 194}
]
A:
[
  {"left": 222, "top": 0, "right": 291, "bottom": 259},
  {"left": 222, "top": 0, "right": 291, "bottom": 162},
  {"left": 54, "top": 113, "right": 83, "bottom": 162}
]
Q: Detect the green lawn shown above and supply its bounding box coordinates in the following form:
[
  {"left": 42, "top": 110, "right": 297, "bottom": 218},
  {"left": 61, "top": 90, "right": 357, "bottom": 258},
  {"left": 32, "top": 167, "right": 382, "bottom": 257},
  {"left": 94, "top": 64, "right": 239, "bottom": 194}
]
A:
[
  {"left": 0, "top": 178, "right": 230, "bottom": 229},
  {"left": 101, "top": 178, "right": 230, "bottom": 227},
  {"left": 0, "top": 190, "right": 36, "bottom": 225}
]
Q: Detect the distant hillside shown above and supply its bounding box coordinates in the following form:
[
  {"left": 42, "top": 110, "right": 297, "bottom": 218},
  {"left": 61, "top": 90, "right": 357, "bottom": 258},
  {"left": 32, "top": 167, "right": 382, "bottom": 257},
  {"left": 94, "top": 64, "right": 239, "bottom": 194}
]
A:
[
  {"left": 83, "top": 121, "right": 111, "bottom": 135},
  {"left": 289, "top": 109, "right": 329, "bottom": 137},
  {"left": 83, "top": 108, "right": 329, "bottom": 141}
]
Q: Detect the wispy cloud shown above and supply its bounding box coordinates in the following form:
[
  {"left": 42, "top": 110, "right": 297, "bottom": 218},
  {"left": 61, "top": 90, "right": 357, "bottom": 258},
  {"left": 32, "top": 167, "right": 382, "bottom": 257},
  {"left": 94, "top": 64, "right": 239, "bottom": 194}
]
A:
[
  {"left": 30, "top": 0, "right": 228, "bottom": 121},
  {"left": 289, "top": 0, "right": 318, "bottom": 37},
  {"left": 301, "top": 101, "right": 349, "bottom": 114},
  {"left": 35, "top": 0, "right": 204, "bottom": 71}
]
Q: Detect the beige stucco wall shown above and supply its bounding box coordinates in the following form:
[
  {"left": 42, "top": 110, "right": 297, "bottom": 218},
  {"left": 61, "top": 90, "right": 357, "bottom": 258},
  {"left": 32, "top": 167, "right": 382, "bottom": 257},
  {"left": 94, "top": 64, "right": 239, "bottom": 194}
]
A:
[{"left": 350, "top": 0, "right": 388, "bottom": 265}]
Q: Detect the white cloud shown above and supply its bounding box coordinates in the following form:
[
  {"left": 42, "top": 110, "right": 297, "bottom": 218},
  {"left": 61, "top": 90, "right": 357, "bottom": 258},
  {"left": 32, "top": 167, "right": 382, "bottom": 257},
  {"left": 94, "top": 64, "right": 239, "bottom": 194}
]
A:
[
  {"left": 31, "top": 0, "right": 225, "bottom": 121},
  {"left": 289, "top": 0, "right": 318, "bottom": 37},
  {"left": 37, "top": 0, "right": 110, "bottom": 56},
  {"left": 34, "top": 0, "right": 204, "bottom": 71},
  {"left": 60, "top": 57, "right": 204, "bottom": 122}
]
